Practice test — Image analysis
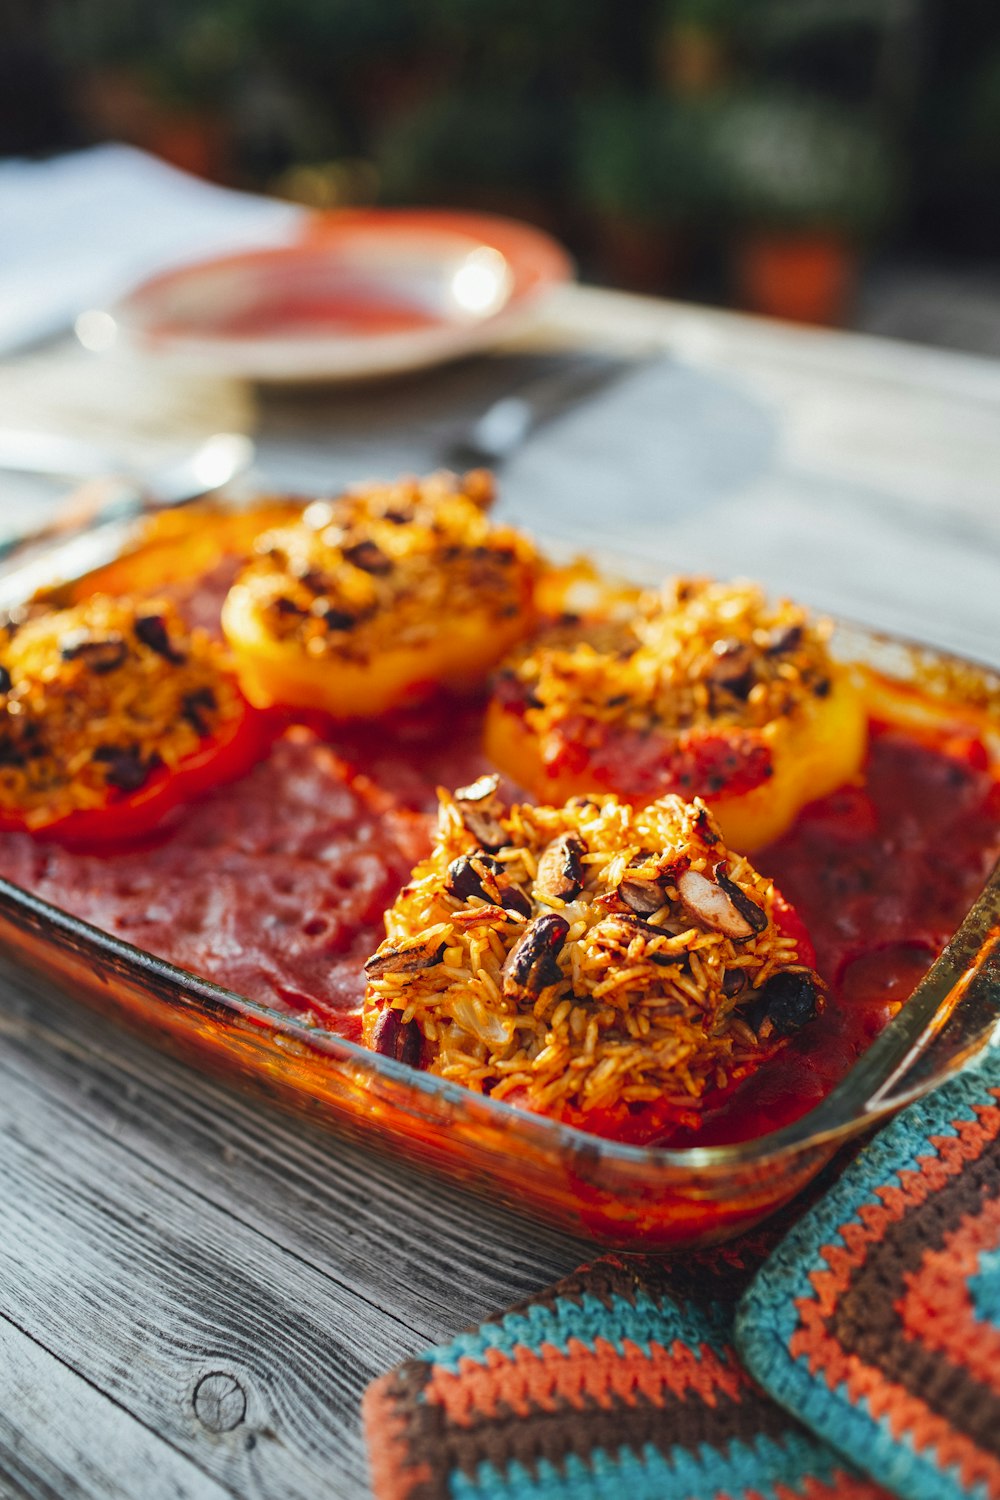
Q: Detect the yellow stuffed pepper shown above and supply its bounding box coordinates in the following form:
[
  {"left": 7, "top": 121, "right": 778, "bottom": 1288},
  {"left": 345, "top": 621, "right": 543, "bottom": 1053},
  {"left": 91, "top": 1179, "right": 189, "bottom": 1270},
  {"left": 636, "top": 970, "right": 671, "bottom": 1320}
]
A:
[
  {"left": 222, "top": 470, "right": 539, "bottom": 720},
  {"left": 484, "top": 576, "right": 867, "bottom": 851}
]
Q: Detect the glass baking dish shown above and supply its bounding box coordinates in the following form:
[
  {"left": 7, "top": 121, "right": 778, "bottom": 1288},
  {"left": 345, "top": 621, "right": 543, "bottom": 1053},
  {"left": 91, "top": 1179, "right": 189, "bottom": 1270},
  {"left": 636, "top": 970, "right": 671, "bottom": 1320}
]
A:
[{"left": 0, "top": 510, "right": 998, "bottom": 1250}]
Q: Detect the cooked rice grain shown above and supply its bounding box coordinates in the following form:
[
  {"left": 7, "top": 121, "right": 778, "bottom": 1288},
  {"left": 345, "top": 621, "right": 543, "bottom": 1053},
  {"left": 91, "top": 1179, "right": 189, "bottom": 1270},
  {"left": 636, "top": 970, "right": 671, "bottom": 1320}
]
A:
[{"left": 496, "top": 575, "right": 836, "bottom": 744}]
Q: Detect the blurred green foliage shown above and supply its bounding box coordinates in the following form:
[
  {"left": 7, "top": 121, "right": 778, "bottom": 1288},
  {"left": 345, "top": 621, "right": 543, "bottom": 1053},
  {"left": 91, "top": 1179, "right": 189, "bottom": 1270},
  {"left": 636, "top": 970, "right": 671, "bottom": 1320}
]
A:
[
  {"left": 17, "top": 0, "right": 999, "bottom": 292},
  {"left": 700, "top": 92, "right": 898, "bottom": 233},
  {"left": 574, "top": 90, "right": 897, "bottom": 233},
  {"left": 376, "top": 95, "right": 568, "bottom": 204}
]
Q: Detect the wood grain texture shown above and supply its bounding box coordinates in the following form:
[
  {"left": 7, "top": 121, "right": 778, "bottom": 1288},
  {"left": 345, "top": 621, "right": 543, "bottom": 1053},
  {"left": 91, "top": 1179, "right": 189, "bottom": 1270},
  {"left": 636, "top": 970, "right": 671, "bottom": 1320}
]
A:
[
  {"left": 0, "top": 1055, "right": 399, "bottom": 1498},
  {"left": 0, "top": 1315, "right": 230, "bottom": 1500},
  {"left": 0, "top": 956, "right": 587, "bottom": 1500},
  {"left": 0, "top": 961, "right": 587, "bottom": 1341}
]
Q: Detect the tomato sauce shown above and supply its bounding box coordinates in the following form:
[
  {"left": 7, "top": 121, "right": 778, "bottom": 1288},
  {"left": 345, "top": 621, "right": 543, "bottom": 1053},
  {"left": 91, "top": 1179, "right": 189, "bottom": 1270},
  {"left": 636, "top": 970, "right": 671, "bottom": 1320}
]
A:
[
  {"left": 550, "top": 714, "right": 773, "bottom": 800},
  {"left": 0, "top": 729, "right": 436, "bottom": 1035},
  {"left": 0, "top": 695, "right": 996, "bottom": 1144},
  {"left": 674, "top": 723, "right": 1000, "bottom": 1145},
  {"left": 153, "top": 284, "right": 444, "bottom": 343}
]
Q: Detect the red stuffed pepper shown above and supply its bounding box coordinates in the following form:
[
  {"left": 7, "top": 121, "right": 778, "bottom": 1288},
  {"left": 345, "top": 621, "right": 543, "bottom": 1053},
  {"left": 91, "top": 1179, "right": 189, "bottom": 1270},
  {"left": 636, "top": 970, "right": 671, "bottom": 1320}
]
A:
[{"left": 0, "top": 594, "right": 269, "bottom": 845}]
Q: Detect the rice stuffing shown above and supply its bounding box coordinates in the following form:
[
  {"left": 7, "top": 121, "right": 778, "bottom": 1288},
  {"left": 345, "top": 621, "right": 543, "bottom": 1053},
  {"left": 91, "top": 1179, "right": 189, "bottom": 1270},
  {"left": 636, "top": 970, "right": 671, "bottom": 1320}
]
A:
[
  {"left": 224, "top": 469, "right": 538, "bottom": 664},
  {"left": 362, "top": 777, "right": 823, "bottom": 1131},
  {"left": 494, "top": 575, "right": 838, "bottom": 745}
]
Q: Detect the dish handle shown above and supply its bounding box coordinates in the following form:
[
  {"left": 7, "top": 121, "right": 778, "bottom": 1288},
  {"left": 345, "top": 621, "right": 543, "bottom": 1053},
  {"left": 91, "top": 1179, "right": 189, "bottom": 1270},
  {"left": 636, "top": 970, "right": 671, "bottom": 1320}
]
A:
[{"left": 866, "top": 930, "right": 1000, "bottom": 1116}]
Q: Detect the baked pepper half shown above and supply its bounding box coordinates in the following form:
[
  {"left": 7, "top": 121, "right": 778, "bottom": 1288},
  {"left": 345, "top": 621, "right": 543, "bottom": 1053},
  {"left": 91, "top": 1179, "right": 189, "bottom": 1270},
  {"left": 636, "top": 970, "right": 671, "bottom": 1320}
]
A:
[
  {"left": 361, "top": 779, "right": 823, "bottom": 1146},
  {"left": 485, "top": 576, "right": 867, "bottom": 851},
  {"left": 0, "top": 595, "right": 269, "bottom": 844},
  {"left": 221, "top": 470, "right": 539, "bottom": 720}
]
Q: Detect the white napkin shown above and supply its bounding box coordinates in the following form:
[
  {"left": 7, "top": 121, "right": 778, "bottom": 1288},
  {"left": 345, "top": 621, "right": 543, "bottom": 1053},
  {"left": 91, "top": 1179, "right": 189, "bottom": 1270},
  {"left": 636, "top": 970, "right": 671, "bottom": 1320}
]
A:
[{"left": 0, "top": 143, "right": 305, "bottom": 354}]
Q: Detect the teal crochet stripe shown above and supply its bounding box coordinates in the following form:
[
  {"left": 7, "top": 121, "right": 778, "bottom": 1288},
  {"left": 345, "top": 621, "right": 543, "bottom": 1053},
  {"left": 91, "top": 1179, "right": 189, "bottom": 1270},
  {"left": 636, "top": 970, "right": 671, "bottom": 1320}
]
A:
[
  {"left": 421, "top": 1288, "right": 733, "bottom": 1377},
  {"left": 742, "top": 1361, "right": 994, "bottom": 1500},
  {"left": 362, "top": 1239, "right": 886, "bottom": 1500},
  {"left": 449, "top": 1433, "right": 846, "bottom": 1500},
  {"left": 739, "top": 1064, "right": 992, "bottom": 1329},
  {"left": 736, "top": 1043, "right": 1000, "bottom": 1500},
  {"left": 970, "top": 1251, "right": 1000, "bottom": 1329}
]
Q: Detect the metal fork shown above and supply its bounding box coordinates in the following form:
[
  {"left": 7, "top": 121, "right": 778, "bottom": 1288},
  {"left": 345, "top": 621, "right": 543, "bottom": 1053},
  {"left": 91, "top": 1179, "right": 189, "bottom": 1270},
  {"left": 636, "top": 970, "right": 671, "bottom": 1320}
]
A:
[
  {"left": 440, "top": 349, "right": 663, "bottom": 471},
  {"left": 0, "top": 431, "right": 255, "bottom": 564}
]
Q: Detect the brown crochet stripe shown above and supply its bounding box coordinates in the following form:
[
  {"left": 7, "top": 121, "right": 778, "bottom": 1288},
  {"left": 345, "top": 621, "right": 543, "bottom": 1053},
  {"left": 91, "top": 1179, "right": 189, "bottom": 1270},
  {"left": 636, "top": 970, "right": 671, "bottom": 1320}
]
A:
[
  {"left": 368, "top": 1353, "right": 795, "bottom": 1500},
  {"left": 479, "top": 1226, "right": 809, "bottom": 1336},
  {"left": 897, "top": 1195, "right": 1000, "bottom": 1395},
  {"left": 363, "top": 1363, "right": 435, "bottom": 1500},
  {"left": 362, "top": 1172, "right": 850, "bottom": 1500},
  {"left": 787, "top": 1099, "right": 1000, "bottom": 1496},
  {"left": 829, "top": 1129, "right": 1000, "bottom": 1455},
  {"left": 474, "top": 1256, "right": 659, "bottom": 1327}
]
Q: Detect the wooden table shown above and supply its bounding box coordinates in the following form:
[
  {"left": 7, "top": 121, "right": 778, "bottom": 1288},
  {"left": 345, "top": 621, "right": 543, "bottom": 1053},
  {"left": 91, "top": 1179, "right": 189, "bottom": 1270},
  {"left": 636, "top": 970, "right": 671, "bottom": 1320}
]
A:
[{"left": 2, "top": 286, "right": 1000, "bottom": 1500}]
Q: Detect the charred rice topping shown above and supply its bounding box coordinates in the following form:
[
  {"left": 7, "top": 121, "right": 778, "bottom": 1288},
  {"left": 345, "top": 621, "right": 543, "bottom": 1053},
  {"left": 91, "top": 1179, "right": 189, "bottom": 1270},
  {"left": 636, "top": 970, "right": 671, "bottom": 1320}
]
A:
[
  {"left": 0, "top": 595, "right": 243, "bottom": 826},
  {"left": 496, "top": 576, "right": 836, "bottom": 739},
  {"left": 227, "top": 470, "right": 538, "bottom": 662},
  {"left": 362, "top": 779, "right": 821, "bottom": 1119}
]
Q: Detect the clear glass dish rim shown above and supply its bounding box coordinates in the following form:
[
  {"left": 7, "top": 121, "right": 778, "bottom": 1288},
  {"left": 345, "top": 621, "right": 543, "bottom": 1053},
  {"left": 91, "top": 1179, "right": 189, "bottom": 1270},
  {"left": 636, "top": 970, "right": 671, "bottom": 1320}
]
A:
[{"left": 1, "top": 518, "right": 999, "bottom": 1177}]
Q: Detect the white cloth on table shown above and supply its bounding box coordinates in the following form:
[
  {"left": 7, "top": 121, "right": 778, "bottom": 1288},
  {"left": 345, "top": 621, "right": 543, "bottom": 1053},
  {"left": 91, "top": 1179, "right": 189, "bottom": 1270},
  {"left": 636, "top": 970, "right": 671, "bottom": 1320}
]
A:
[{"left": 0, "top": 143, "right": 303, "bottom": 354}]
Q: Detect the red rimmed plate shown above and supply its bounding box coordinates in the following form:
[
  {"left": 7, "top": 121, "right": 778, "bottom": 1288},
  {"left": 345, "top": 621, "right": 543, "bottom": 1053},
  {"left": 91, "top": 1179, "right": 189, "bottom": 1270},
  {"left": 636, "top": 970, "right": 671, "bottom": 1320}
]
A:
[{"left": 99, "top": 208, "right": 573, "bottom": 384}]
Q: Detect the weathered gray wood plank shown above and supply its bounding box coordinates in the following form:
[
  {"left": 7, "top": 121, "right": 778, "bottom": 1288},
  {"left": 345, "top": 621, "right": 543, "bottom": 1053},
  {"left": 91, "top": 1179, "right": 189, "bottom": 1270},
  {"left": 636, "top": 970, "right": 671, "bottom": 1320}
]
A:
[
  {"left": 0, "top": 954, "right": 588, "bottom": 1500},
  {"left": 0, "top": 1044, "right": 416, "bottom": 1498},
  {"left": 0, "top": 958, "right": 587, "bottom": 1342},
  {"left": 0, "top": 1315, "right": 230, "bottom": 1500}
]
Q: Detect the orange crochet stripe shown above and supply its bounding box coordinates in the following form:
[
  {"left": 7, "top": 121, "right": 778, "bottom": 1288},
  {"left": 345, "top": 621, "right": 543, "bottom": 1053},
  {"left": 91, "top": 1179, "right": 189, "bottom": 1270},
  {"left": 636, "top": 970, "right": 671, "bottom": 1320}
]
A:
[
  {"left": 795, "top": 1118, "right": 1000, "bottom": 1345},
  {"left": 422, "top": 1334, "right": 747, "bottom": 1427},
  {"left": 789, "top": 1095, "right": 1000, "bottom": 1495},
  {"left": 774, "top": 1476, "right": 887, "bottom": 1500},
  {"left": 362, "top": 1372, "right": 434, "bottom": 1500},
  {"left": 793, "top": 1102, "right": 1000, "bottom": 1330},
  {"left": 897, "top": 1190, "right": 1000, "bottom": 1399}
]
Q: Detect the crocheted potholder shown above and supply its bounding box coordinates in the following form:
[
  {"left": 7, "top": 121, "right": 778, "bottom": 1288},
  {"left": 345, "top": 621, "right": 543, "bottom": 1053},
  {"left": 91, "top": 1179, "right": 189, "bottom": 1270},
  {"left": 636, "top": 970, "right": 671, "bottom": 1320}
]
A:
[
  {"left": 737, "top": 1045, "right": 1000, "bottom": 1500},
  {"left": 363, "top": 1218, "right": 887, "bottom": 1500}
]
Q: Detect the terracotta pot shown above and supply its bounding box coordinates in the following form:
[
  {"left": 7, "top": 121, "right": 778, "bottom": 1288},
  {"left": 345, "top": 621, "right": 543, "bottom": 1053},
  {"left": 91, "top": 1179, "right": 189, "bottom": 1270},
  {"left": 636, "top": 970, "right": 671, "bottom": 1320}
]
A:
[
  {"left": 75, "top": 68, "right": 229, "bottom": 182},
  {"left": 657, "top": 22, "right": 731, "bottom": 95},
  {"left": 146, "top": 113, "right": 228, "bottom": 181},
  {"left": 733, "top": 231, "right": 859, "bottom": 326}
]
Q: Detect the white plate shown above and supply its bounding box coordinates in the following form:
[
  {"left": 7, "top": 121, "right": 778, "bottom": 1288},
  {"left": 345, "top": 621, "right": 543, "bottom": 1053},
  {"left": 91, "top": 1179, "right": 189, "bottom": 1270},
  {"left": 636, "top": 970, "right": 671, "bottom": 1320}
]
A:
[{"left": 98, "top": 209, "right": 573, "bottom": 384}]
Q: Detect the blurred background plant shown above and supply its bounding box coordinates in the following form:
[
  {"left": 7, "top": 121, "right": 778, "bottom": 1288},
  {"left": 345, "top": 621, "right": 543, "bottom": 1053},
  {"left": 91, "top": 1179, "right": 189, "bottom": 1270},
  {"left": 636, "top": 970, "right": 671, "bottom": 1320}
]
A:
[{"left": 4, "top": 0, "right": 999, "bottom": 331}]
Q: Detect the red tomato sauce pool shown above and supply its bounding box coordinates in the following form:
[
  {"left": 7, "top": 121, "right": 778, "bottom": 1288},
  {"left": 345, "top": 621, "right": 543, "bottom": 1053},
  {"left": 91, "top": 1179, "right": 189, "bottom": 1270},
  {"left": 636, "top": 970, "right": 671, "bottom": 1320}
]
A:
[
  {"left": 0, "top": 704, "right": 996, "bottom": 1141},
  {"left": 191, "top": 289, "right": 443, "bottom": 340},
  {"left": 672, "top": 722, "right": 1000, "bottom": 1145},
  {"left": 0, "top": 702, "right": 487, "bottom": 1038}
]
